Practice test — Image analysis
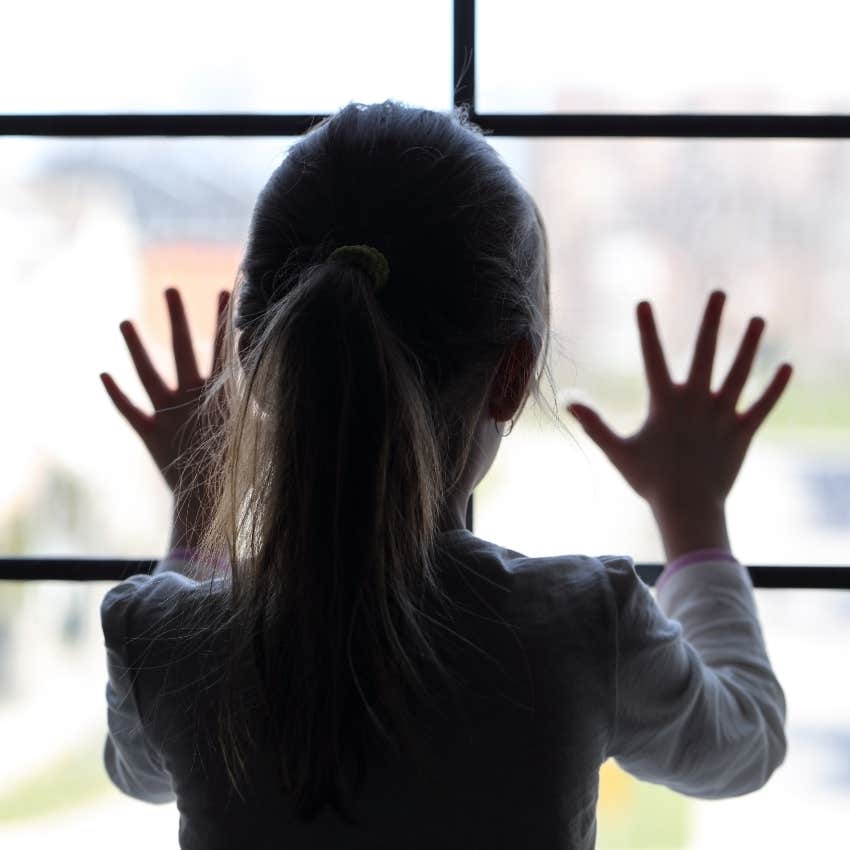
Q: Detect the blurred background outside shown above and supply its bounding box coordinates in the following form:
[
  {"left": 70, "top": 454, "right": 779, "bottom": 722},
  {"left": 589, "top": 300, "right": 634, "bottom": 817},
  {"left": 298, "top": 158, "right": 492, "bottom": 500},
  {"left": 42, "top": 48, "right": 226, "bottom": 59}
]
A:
[{"left": 2, "top": 0, "right": 850, "bottom": 846}]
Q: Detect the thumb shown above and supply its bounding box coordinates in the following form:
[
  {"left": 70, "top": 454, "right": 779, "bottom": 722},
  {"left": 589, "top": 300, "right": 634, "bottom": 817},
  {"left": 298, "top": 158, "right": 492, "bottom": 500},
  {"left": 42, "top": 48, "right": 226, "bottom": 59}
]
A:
[{"left": 566, "top": 403, "right": 623, "bottom": 459}]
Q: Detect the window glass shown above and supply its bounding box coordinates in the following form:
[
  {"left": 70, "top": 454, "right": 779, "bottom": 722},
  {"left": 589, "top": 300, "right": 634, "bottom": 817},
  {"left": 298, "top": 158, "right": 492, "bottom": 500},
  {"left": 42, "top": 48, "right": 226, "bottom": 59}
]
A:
[
  {"left": 484, "top": 138, "right": 850, "bottom": 569},
  {"left": 1, "top": 133, "right": 849, "bottom": 845},
  {"left": 597, "top": 590, "right": 850, "bottom": 847},
  {"left": 1, "top": 136, "right": 848, "bottom": 561},
  {"left": 478, "top": 0, "right": 850, "bottom": 113},
  {"left": 0, "top": 580, "right": 177, "bottom": 846},
  {"left": 3, "top": 1, "right": 452, "bottom": 113},
  {"left": 0, "top": 137, "right": 289, "bottom": 559}
]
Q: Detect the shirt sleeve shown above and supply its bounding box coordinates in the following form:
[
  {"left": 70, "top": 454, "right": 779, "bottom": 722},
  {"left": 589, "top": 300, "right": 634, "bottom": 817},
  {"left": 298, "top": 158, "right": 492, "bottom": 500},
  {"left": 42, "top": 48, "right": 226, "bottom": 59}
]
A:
[
  {"left": 100, "top": 573, "right": 180, "bottom": 804},
  {"left": 603, "top": 554, "right": 787, "bottom": 799}
]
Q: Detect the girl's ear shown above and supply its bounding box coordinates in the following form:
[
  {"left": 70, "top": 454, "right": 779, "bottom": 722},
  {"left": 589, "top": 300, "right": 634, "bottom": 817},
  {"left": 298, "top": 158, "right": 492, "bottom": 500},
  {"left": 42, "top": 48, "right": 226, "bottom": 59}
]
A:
[{"left": 488, "top": 335, "right": 536, "bottom": 422}]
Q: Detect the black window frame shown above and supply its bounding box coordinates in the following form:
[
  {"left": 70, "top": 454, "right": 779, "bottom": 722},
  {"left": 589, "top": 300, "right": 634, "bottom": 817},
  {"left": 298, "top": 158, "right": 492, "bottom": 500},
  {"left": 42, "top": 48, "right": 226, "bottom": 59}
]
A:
[{"left": 1, "top": 0, "right": 848, "bottom": 589}]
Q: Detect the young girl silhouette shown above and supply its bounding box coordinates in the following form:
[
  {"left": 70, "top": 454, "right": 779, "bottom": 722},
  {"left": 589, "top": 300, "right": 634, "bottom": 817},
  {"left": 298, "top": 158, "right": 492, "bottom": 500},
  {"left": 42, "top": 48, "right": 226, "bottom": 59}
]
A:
[{"left": 99, "top": 100, "right": 792, "bottom": 849}]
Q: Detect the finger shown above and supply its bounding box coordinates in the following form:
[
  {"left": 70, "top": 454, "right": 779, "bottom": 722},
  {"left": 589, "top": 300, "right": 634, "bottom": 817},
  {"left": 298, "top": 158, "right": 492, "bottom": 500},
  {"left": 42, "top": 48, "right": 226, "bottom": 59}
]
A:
[
  {"left": 739, "top": 363, "right": 793, "bottom": 434},
  {"left": 165, "top": 288, "right": 202, "bottom": 387},
  {"left": 99, "top": 372, "right": 155, "bottom": 437},
  {"left": 636, "top": 301, "right": 673, "bottom": 399},
  {"left": 686, "top": 290, "right": 725, "bottom": 390},
  {"left": 119, "top": 320, "right": 170, "bottom": 406},
  {"left": 211, "top": 291, "right": 230, "bottom": 377},
  {"left": 567, "top": 403, "right": 625, "bottom": 462},
  {"left": 716, "top": 316, "right": 765, "bottom": 407}
]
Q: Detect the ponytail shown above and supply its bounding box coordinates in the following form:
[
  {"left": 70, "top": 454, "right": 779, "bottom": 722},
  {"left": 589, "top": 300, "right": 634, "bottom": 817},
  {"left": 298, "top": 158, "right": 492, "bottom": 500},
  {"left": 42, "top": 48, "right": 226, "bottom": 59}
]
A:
[{"left": 194, "top": 256, "right": 456, "bottom": 820}]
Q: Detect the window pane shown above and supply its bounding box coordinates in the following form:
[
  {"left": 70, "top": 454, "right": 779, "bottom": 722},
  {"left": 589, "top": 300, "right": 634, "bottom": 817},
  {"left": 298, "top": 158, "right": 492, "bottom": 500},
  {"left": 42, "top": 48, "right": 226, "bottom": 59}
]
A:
[
  {"left": 478, "top": 0, "right": 850, "bottom": 113},
  {"left": 2, "top": 135, "right": 850, "bottom": 565},
  {"left": 482, "top": 138, "right": 850, "bottom": 568},
  {"left": 595, "top": 590, "right": 850, "bottom": 846},
  {"left": 1, "top": 133, "right": 848, "bottom": 844},
  {"left": 3, "top": 1, "right": 452, "bottom": 113},
  {"left": 0, "top": 580, "right": 177, "bottom": 847},
  {"left": 0, "top": 136, "right": 291, "bottom": 559}
]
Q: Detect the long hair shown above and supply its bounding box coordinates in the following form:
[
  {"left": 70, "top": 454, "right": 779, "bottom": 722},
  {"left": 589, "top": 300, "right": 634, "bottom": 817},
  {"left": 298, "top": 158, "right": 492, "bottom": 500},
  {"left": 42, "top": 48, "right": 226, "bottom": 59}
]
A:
[{"left": 186, "top": 100, "right": 553, "bottom": 821}]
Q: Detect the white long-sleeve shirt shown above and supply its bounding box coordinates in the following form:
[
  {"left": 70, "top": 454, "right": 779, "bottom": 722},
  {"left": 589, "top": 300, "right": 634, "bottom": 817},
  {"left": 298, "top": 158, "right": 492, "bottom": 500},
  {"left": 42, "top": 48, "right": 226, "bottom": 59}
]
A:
[{"left": 101, "top": 529, "right": 787, "bottom": 849}]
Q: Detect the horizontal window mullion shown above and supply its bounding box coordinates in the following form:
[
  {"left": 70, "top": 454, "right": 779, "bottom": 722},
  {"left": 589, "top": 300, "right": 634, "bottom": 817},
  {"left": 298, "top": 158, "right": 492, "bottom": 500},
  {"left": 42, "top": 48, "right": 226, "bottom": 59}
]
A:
[
  {"left": 5, "top": 113, "right": 850, "bottom": 138},
  {"left": 1, "top": 558, "right": 849, "bottom": 588},
  {"left": 473, "top": 113, "right": 850, "bottom": 138},
  {"left": 0, "top": 114, "right": 329, "bottom": 137},
  {"left": 471, "top": 113, "right": 850, "bottom": 139}
]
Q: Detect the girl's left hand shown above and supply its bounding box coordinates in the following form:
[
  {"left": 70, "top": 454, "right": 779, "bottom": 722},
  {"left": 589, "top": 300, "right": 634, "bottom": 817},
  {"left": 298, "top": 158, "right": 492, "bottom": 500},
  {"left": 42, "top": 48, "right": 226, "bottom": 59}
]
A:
[{"left": 99, "top": 287, "right": 230, "bottom": 495}]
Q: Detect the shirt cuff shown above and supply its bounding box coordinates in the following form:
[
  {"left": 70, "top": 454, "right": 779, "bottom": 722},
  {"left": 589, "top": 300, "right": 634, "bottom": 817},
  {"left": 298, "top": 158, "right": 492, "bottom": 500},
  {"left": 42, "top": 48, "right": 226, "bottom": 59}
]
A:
[{"left": 656, "top": 547, "right": 740, "bottom": 592}]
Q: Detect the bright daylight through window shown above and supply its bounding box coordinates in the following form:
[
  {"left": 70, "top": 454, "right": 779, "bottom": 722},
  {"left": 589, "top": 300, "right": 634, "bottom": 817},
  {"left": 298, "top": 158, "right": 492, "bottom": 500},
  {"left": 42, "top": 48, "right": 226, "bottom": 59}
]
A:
[{"left": 0, "top": 1, "right": 848, "bottom": 847}]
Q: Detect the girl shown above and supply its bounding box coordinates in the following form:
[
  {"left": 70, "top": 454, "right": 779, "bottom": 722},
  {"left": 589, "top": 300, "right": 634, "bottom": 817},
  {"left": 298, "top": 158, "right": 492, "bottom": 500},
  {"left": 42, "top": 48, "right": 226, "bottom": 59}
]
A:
[{"left": 99, "top": 100, "right": 792, "bottom": 849}]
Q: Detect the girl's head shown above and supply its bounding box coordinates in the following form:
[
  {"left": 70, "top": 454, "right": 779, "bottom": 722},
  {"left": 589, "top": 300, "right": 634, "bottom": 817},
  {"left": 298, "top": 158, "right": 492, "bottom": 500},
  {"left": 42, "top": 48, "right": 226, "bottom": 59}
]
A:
[
  {"left": 196, "top": 100, "right": 551, "bottom": 821},
  {"left": 236, "top": 100, "right": 550, "bottom": 490}
]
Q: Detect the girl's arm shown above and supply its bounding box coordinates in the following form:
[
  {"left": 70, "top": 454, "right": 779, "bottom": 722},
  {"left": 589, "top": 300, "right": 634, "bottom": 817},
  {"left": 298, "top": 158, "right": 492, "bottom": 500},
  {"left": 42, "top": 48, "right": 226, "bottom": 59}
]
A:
[
  {"left": 153, "top": 492, "right": 225, "bottom": 578},
  {"left": 604, "top": 553, "right": 786, "bottom": 797},
  {"left": 101, "top": 575, "right": 177, "bottom": 803},
  {"left": 569, "top": 291, "right": 792, "bottom": 794}
]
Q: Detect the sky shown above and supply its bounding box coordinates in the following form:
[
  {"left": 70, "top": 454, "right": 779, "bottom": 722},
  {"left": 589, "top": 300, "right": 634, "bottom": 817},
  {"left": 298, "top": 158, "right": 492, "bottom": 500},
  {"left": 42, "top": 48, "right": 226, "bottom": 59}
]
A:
[
  {"left": 3, "top": 0, "right": 850, "bottom": 117},
  {"left": 2, "top": 0, "right": 452, "bottom": 113},
  {"left": 478, "top": 0, "right": 850, "bottom": 111}
]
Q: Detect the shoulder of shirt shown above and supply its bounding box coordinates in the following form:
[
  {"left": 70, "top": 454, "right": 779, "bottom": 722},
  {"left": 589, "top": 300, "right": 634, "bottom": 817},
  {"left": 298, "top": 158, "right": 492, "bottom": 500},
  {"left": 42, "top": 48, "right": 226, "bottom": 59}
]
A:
[
  {"left": 100, "top": 570, "right": 221, "bottom": 652},
  {"left": 101, "top": 570, "right": 201, "bottom": 615},
  {"left": 438, "top": 528, "right": 635, "bottom": 590}
]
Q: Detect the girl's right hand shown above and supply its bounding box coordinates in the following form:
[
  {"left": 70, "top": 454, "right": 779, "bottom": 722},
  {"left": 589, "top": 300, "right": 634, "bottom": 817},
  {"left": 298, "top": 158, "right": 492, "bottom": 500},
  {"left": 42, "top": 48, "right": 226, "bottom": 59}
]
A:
[{"left": 566, "top": 291, "right": 793, "bottom": 524}]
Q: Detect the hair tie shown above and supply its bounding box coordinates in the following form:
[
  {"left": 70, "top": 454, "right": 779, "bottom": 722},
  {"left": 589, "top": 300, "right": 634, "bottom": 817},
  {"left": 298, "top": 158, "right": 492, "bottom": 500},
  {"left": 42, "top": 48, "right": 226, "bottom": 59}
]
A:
[{"left": 328, "top": 244, "right": 390, "bottom": 292}]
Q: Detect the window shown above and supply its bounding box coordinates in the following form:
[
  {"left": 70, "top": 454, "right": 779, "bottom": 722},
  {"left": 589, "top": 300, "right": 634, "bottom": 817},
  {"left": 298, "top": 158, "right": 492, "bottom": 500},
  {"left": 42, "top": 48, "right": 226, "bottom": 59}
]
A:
[
  {"left": 3, "top": 1, "right": 452, "bottom": 114},
  {"left": 481, "top": 138, "right": 850, "bottom": 566},
  {"left": 1, "top": 2, "right": 847, "bottom": 846},
  {"left": 477, "top": 0, "right": 850, "bottom": 114}
]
